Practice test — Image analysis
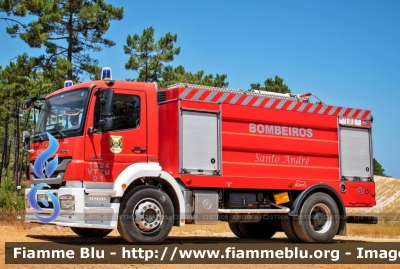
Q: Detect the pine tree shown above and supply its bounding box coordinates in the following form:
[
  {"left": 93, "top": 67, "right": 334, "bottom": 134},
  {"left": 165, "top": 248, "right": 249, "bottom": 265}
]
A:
[
  {"left": 124, "top": 26, "right": 180, "bottom": 82},
  {"left": 124, "top": 27, "right": 228, "bottom": 87},
  {"left": 373, "top": 158, "right": 387, "bottom": 176},
  {"left": 161, "top": 65, "right": 228, "bottom": 87},
  {"left": 250, "top": 75, "right": 291, "bottom": 93},
  {"left": 0, "top": 0, "right": 123, "bottom": 84}
]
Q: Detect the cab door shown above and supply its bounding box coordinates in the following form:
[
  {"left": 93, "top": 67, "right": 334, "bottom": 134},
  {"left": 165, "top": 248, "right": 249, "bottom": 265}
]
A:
[{"left": 84, "top": 88, "right": 147, "bottom": 183}]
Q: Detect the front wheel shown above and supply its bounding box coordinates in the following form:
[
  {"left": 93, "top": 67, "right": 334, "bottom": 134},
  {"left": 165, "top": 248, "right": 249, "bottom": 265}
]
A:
[
  {"left": 70, "top": 227, "right": 112, "bottom": 238},
  {"left": 118, "top": 187, "right": 174, "bottom": 243},
  {"left": 292, "top": 192, "right": 340, "bottom": 243}
]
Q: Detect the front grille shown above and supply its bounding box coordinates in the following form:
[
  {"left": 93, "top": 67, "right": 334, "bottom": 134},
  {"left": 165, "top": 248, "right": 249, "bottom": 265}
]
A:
[
  {"left": 30, "top": 156, "right": 69, "bottom": 166},
  {"left": 29, "top": 157, "right": 72, "bottom": 186}
]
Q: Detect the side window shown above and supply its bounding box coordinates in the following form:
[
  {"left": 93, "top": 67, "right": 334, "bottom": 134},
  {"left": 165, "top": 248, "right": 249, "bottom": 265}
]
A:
[{"left": 94, "top": 94, "right": 140, "bottom": 131}]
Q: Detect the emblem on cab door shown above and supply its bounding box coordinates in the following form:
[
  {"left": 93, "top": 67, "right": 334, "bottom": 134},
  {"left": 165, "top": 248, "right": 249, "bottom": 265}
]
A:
[{"left": 110, "top": 135, "right": 122, "bottom": 154}]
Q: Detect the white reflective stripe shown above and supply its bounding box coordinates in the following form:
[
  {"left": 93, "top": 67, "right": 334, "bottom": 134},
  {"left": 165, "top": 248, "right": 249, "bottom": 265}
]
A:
[
  {"left": 328, "top": 106, "right": 339, "bottom": 115},
  {"left": 338, "top": 107, "right": 348, "bottom": 117},
  {"left": 347, "top": 108, "right": 357, "bottom": 118},
  {"left": 179, "top": 88, "right": 193, "bottom": 99},
  {"left": 297, "top": 102, "right": 308, "bottom": 112},
  {"left": 264, "top": 99, "right": 276, "bottom": 108},
  {"left": 204, "top": 91, "right": 218, "bottom": 102},
  {"left": 177, "top": 86, "right": 369, "bottom": 122},
  {"left": 275, "top": 100, "right": 287, "bottom": 109},
  {"left": 217, "top": 92, "right": 230, "bottom": 103},
  {"left": 355, "top": 109, "right": 366, "bottom": 119},
  {"left": 192, "top": 89, "right": 205, "bottom": 100},
  {"left": 307, "top": 104, "right": 318, "bottom": 113},
  {"left": 241, "top": 95, "right": 254, "bottom": 106},
  {"left": 363, "top": 111, "right": 371, "bottom": 120},
  {"left": 229, "top": 94, "right": 242, "bottom": 104},
  {"left": 318, "top": 105, "right": 329, "bottom": 114},
  {"left": 253, "top": 97, "right": 264, "bottom": 107},
  {"left": 287, "top": 101, "right": 298, "bottom": 111}
]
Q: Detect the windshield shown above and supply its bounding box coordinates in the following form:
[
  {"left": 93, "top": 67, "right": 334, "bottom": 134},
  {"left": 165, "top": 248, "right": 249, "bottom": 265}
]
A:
[{"left": 34, "top": 89, "right": 89, "bottom": 140}]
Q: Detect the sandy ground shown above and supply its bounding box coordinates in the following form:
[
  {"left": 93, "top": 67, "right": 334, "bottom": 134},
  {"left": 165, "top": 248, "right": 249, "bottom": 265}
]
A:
[{"left": 1, "top": 224, "right": 400, "bottom": 269}]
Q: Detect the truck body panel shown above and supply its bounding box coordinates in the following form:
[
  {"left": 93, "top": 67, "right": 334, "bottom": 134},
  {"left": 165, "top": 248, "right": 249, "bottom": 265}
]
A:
[{"left": 158, "top": 85, "right": 375, "bottom": 207}]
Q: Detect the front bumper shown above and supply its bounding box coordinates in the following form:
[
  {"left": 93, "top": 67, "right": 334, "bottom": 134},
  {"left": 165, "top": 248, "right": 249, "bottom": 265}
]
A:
[{"left": 25, "top": 187, "right": 119, "bottom": 229}]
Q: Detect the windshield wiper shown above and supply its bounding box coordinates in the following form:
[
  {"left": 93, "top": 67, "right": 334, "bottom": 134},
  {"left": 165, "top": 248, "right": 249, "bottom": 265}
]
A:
[
  {"left": 48, "top": 127, "right": 66, "bottom": 138},
  {"left": 34, "top": 132, "right": 47, "bottom": 141}
]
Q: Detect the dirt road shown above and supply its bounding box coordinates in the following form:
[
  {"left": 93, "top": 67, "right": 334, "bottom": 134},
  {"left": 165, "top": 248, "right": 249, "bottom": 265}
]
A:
[{"left": 1, "top": 224, "right": 399, "bottom": 269}]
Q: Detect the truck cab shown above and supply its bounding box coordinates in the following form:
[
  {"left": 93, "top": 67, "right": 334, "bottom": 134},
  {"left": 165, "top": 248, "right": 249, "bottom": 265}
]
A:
[{"left": 24, "top": 73, "right": 181, "bottom": 241}]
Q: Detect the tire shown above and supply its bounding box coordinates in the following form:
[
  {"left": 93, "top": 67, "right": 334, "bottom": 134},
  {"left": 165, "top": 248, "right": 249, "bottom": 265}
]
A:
[
  {"left": 228, "top": 222, "right": 245, "bottom": 238},
  {"left": 292, "top": 192, "right": 340, "bottom": 243},
  {"left": 70, "top": 227, "right": 112, "bottom": 238},
  {"left": 281, "top": 216, "right": 301, "bottom": 242},
  {"left": 118, "top": 187, "right": 174, "bottom": 243},
  {"left": 237, "top": 221, "right": 277, "bottom": 239}
]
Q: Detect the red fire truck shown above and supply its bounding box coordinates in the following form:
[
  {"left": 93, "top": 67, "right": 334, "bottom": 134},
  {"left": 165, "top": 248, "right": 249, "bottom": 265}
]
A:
[{"left": 23, "top": 68, "right": 377, "bottom": 243}]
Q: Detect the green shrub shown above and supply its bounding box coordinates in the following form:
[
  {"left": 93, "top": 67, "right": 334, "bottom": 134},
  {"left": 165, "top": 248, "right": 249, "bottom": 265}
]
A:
[{"left": 0, "top": 178, "right": 25, "bottom": 210}]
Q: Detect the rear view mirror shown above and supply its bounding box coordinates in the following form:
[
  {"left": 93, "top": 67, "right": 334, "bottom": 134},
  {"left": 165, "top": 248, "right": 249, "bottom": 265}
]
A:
[
  {"left": 22, "top": 131, "right": 30, "bottom": 144},
  {"left": 98, "top": 117, "right": 114, "bottom": 130},
  {"left": 98, "top": 89, "right": 114, "bottom": 131},
  {"left": 22, "top": 99, "right": 33, "bottom": 111},
  {"left": 101, "top": 89, "right": 114, "bottom": 117},
  {"left": 21, "top": 96, "right": 46, "bottom": 111},
  {"left": 22, "top": 131, "right": 31, "bottom": 155}
]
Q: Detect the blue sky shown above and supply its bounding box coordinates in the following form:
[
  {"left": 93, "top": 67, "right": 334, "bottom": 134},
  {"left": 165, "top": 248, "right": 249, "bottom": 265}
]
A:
[{"left": 1, "top": 0, "right": 399, "bottom": 177}]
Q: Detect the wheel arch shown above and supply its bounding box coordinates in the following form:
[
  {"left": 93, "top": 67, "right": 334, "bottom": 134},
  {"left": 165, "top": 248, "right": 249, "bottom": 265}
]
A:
[
  {"left": 289, "top": 184, "right": 346, "bottom": 235},
  {"left": 113, "top": 163, "right": 185, "bottom": 227}
]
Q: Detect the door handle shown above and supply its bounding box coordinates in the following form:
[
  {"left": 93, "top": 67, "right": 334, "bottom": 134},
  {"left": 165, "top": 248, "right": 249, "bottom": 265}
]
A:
[{"left": 132, "top": 147, "right": 146, "bottom": 153}]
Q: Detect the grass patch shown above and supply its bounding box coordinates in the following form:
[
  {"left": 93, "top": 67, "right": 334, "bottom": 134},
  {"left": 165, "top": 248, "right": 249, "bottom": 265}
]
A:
[
  {"left": 0, "top": 178, "right": 26, "bottom": 210},
  {"left": 0, "top": 209, "right": 35, "bottom": 229},
  {"left": 347, "top": 222, "right": 400, "bottom": 238}
]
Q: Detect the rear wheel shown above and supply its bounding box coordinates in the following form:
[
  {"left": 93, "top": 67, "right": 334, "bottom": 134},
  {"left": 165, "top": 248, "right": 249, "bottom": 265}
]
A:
[
  {"left": 118, "top": 187, "right": 174, "bottom": 243},
  {"left": 228, "top": 222, "right": 245, "bottom": 238},
  {"left": 292, "top": 192, "right": 340, "bottom": 243},
  {"left": 70, "top": 227, "right": 112, "bottom": 238},
  {"left": 281, "top": 216, "right": 301, "bottom": 242},
  {"left": 237, "top": 221, "right": 277, "bottom": 239}
]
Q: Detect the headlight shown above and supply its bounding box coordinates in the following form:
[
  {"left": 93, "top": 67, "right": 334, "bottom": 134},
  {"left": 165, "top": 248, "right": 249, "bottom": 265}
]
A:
[{"left": 59, "top": 195, "right": 75, "bottom": 210}]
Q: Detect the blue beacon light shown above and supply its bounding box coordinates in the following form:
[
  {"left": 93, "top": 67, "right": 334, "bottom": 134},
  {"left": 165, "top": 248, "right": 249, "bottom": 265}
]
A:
[
  {"left": 64, "top": 80, "right": 73, "bottom": 87},
  {"left": 101, "top": 67, "right": 112, "bottom": 80}
]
